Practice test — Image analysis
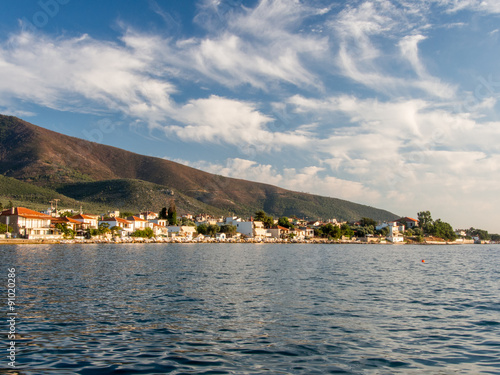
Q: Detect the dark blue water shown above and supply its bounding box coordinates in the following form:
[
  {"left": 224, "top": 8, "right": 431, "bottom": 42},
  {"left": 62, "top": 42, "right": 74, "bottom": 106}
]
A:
[{"left": 1, "top": 244, "right": 500, "bottom": 374}]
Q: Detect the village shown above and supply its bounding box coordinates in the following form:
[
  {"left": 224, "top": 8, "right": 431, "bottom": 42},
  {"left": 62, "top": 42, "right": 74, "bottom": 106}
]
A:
[{"left": 0, "top": 204, "right": 489, "bottom": 245}]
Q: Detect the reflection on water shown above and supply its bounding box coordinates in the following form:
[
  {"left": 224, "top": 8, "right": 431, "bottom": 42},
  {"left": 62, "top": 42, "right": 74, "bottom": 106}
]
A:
[{"left": 2, "top": 244, "right": 500, "bottom": 374}]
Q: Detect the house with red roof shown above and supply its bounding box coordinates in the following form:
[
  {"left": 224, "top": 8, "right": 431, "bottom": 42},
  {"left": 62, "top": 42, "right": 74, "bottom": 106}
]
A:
[
  {"left": 51, "top": 216, "right": 83, "bottom": 232},
  {"left": 0, "top": 207, "right": 53, "bottom": 238},
  {"left": 99, "top": 217, "right": 133, "bottom": 236},
  {"left": 267, "top": 225, "right": 290, "bottom": 239},
  {"left": 151, "top": 223, "right": 169, "bottom": 236},
  {"left": 140, "top": 211, "right": 158, "bottom": 220},
  {"left": 126, "top": 216, "right": 149, "bottom": 232},
  {"left": 397, "top": 217, "right": 419, "bottom": 229},
  {"left": 70, "top": 214, "right": 98, "bottom": 229}
]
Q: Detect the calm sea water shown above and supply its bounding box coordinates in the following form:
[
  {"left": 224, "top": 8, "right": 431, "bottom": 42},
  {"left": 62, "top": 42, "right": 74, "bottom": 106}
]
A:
[{"left": 1, "top": 244, "right": 500, "bottom": 374}]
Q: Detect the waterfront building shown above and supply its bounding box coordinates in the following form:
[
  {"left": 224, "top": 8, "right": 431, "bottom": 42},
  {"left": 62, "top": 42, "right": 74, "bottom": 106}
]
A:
[{"left": 0, "top": 207, "right": 53, "bottom": 239}]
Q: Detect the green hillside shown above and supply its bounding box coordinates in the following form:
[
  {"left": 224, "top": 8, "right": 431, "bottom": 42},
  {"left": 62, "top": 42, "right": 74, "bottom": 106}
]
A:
[
  {"left": 0, "top": 174, "right": 109, "bottom": 213},
  {"left": 56, "top": 179, "right": 230, "bottom": 216},
  {"left": 262, "top": 192, "right": 397, "bottom": 222}
]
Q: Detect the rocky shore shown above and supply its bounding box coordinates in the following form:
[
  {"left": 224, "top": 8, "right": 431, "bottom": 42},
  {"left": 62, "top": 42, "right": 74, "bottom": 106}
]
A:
[{"left": 0, "top": 238, "right": 481, "bottom": 245}]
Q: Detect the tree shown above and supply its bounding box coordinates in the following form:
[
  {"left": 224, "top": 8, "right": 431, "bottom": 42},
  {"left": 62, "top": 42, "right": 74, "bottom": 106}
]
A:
[
  {"left": 55, "top": 223, "right": 75, "bottom": 239},
  {"left": 130, "top": 227, "right": 154, "bottom": 238},
  {"left": 360, "top": 217, "right": 377, "bottom": 227},
  {"left": 181, "top": 217, "right": 196, "bottom": 226},
  {"left": 467, "top": 227, "right": 490, "bottom": 241},
  {"left": 120, "top": 211, "right": 135, "bottom": 218},
  {"left": 417, "top": 211, "right": 433, "bottom": 229},
  {"left": 207, "top": 224, "right": 220, "bottom": 236},
  {"left": 255, "top": 210, "right": 267, "bottom": 222},
  {"left": 98, "top": 222, "right": 110, "bottom": 235},
  {"left": 110, "top": 226, "right": 121, "bottom": 236},
  {"left": 318, "top": 223, "right": 341, "bottom": 239},
  {"left": 59, "top": 211, "right": 73, "bottom": 217},
  {"left": 0, "top": 223, "right": 12, "bottom": 234},
  {"left": 167, "top": 201, "right": 177, "bottom": 225},
  {"left": 159, "top": 207, "right": 168, "bottom": 220},
  {"left": 341, "top": 223, "right": 354, "bottom": 238},
  {"left": 86, "top": 223, "right": 111, "bottom": 238},
  {"left": 263, "top": 215, "right": 274, "bottom": 229},
  {"left": 491, "top": 233, "right": 500, "bottom": 242},
  {"left": 431, "top": 219, "right": 456, "bottom": 241},
  {"left": 220, "top": 225, "right": 237, "bottom": 236},
  {"left": 7, "top": 200, "right": 13, "bottom": 209},
  {"left": 355, "top": 226, "right": 368, "bottom": 237},
  {"left": 377, "top": 226, "right": 389, "bottom": 236},
  {"left": 278, "top": 217, "right": 294, "bottom": 229},
  {"left": 197, "top": 223, "right": 208, "bottom": 235},
  {"left": 196, "top": 223, "right": 219, "bottom": 237},
  {"left": 254, "top": 210, "right": 274, "bottom": 228},
  {"left": 412, "top": 227, "right": 423, "bottom": 236}
]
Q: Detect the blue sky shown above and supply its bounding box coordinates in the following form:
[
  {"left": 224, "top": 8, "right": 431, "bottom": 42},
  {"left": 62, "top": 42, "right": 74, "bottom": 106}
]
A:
[{"left": 1, "top": 0, "right": 499, "bottom": 232}]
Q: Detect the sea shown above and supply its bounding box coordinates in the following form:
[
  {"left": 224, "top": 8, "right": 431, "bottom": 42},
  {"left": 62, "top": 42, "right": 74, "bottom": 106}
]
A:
[{"left": 1, "top": 243, "right": 499, "bottom": 374}]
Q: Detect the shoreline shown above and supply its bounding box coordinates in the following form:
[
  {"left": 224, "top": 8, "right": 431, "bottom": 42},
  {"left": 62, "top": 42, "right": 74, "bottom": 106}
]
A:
[{"left": 0, "top": 238, "right": 488, "bottom": 245}]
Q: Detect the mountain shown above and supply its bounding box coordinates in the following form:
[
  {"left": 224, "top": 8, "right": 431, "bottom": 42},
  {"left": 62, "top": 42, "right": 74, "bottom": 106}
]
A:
[{"left": 0, "top": 114, "right": 398, "bottom": 221}]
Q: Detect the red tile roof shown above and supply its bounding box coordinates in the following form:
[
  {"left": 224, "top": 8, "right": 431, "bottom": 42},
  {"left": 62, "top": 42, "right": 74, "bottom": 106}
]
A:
[
  {"left": 399, "top": 217, "right": 419, "bottom": 222},
  {"left": 101, "top": 217, "right": 132, "bottom": 224},
  {"left": 127, "top": 216, "right": 148, "bottom": 222},
  {"left": 71, "top": 214, "right": 97, "bottom": 220},
  {"left": 1, "top": 207, "right": 52, "bottom": 219},
  {"left": 51, "top": 217, "right": 82, "bottom": 224}
]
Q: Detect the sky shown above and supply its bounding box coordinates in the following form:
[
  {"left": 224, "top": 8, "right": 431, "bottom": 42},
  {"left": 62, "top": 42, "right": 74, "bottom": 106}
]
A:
[{"left": 0, "top": 0, "right": 499, "bottom": 232}]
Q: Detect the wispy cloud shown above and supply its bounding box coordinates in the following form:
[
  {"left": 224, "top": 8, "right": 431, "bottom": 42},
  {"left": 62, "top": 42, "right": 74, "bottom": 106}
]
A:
[
  {"left": 0, "top": 31, "right": 176, "bottom": 122},
  {"left": 439, "top": 0, "right": 500, "bottom": 14},
  {"left": 185, "top": 0, "right": 329, "bottom": 89},
  {"left": 331, "top": 1, "right": 455, "bottom": 99}
]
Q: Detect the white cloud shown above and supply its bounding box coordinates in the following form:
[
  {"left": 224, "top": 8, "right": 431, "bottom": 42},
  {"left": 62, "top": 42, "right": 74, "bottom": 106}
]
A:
[
  {"left": 163, "top": 95, "right": 314, "bottom": 151},
  {"left": 331, "top": 1, "right": 456, "bottom": 99},
  {"left": 0, "top": 29, "right": 320, "bottom": 152},
  {"left": 399, "top": 34, "right": 428, "bottom": 77},
  {"left": 439, "top": 0, "right": 500, "bottom": 14},
  {"left": 189, "top": 0, "right": 329, "bottom": 89},
  {"left": 0, "top": 32, "right": 176, "bottom": 124}
]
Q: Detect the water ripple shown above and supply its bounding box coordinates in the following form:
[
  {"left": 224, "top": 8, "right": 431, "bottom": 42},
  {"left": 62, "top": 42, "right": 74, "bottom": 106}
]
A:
[{"left": 2, "top": 243, "right": 499, "bottom": 374}]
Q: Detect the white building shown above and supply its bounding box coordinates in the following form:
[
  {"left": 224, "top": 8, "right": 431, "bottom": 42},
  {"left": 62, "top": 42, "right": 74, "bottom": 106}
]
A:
[
  {"left": 167, "top": 226, "right": 197, "bottom": 239},
  {"left": 223, "top": 217, "right": 254, "bottom": 238},
  {"left": 149, "top": 219, "right": 169, "bottom": 227},
  {"left": 0, "top": 207, "right": 53, "bottom": 239},
  {"left": 253, "top": 221, "right": 271, "bottom": 239},
  {"left": 126, "top": 216, "right": 149, "bottom": 231},
  {"left": 99, "top": 217, "right": 134, "bottom": 236},
  {"left": 71, "top": 214, "right": 99, "bottom": 229},
  {"left": 215, "top": 232, "right": 226, "bottom": 241}
]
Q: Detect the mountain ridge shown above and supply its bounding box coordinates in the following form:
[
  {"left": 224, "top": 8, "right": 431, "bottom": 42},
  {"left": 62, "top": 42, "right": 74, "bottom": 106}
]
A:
[{"left": 0, "top": 114, "right": 398, "bottom": 221}]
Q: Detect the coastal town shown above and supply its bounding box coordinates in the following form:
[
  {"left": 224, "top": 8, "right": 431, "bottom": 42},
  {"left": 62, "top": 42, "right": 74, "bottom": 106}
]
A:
[{"left": 0, "top": 204, "right": 496, "bottom": 245}]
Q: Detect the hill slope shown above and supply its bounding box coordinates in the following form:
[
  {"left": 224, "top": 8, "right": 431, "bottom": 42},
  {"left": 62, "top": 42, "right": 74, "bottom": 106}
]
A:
[
  {"left": 0, "top": 115, "right": 398, "bottom": 221},
  {"left": 56, "top": 179, "right": 229, "bottom": 216},
  {"left": 0, "top": 174, "right": 110, "bottom": 213}
]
